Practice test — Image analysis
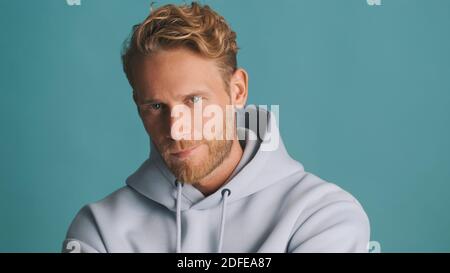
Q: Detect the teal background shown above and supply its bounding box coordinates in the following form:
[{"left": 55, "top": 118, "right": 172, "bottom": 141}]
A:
[{"left": 1, "top": 0, "right": 449, "bottom": 252}]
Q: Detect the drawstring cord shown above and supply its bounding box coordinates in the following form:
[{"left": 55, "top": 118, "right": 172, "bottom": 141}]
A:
[
  {"left": 218, "top": 188, "right": 231, "bottom": 253},
  {"left": 176, "top": 181, "right": 182, "bottom": 253},
  {"left": 174, "top": 180, "right": 231, "bottom": 253}
]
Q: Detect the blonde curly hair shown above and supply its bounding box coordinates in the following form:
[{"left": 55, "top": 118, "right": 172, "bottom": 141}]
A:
[{"left": 121, "top": 1, "right": 239, "bottom": 91}]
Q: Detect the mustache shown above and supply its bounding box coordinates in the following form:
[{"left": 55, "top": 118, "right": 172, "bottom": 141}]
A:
[{"left": 161, "top": 139, "right": 206, "bottom": 153}]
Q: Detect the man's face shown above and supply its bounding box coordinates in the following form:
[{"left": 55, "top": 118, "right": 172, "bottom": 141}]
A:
[{"left": 131, "top": 48, "right": 236, "bottom": 183}]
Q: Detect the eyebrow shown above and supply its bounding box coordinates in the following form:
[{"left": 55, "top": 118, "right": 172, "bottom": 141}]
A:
[{"left": 140, "top": 89, "right": 211, "bottom": 104}]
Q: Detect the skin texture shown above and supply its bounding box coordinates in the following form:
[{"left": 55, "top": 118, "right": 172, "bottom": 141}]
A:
[{"left": 131, "top": 47, "right": 248, "bottom": 196}]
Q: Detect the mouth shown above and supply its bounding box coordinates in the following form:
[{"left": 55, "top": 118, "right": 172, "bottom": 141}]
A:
[{"left": 170, "top": 144, "right": 202, "bottom": 159}]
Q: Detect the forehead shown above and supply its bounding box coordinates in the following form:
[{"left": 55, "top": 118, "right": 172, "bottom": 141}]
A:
[{"left": 132, "top": 48, "right": 225, "bottom": 98}]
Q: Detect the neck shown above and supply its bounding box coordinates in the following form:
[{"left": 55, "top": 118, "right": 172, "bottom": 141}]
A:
[{"left": 193, "top": 138, "right": 243, "bottom": 197}]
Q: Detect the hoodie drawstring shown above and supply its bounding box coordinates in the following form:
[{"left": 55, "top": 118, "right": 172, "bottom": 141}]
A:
[
  {"left": 176, "top": 181, "right": 183, "bottom": 253},
  {"left": 218, "top": 188, "right": 231, "bottom": 253},
  {"left": 174, "top": 180, "right": 231, "bottom": 253}
]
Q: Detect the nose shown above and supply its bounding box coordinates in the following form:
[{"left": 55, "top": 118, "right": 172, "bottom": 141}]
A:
[{"left": 168, "top": 104, "right": 192, "bottom": 141}]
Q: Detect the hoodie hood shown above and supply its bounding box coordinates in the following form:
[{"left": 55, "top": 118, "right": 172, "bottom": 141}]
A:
[{"left": 126, "top": 105, "right": 305, "bottom": 212}]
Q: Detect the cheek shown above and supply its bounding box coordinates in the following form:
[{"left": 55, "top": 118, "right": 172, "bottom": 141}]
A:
[
  {"left": 142, "top": 119, "right": 154, "bottom": 135},
  {"left": 143, "top": 118, "right": 165, "bottom": 141},
  {"left": 201, "top": 102, "right": 230, "bottom": 129}
]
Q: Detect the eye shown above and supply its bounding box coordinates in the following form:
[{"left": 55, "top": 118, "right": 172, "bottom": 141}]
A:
[
  {"left": 150, "top": 103, "right": 162, "bottom": 110},
  {"left": 190, "top": 95, "right": 202, "bottom": 104}
]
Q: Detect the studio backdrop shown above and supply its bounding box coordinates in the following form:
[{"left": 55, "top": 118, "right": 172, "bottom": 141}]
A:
[{"left": 0, "top": 0, "right": 449, "bottom": 252}]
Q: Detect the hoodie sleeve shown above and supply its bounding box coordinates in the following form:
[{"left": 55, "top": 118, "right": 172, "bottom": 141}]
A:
[
  {"left": 287, "top": 200, "right": 371, "bottom": 253},
  {"left": 62, "top": 205, "right": 107, "bottom": 253}
]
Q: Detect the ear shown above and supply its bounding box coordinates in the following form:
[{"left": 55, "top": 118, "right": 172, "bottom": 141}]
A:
[{"left": 229, "top": 68, "right": 248, "bottom": 109}]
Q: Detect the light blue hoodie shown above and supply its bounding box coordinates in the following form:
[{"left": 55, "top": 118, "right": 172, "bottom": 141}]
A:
[{"left": 63, "top": 105, "right": 370, "bottom": 253}]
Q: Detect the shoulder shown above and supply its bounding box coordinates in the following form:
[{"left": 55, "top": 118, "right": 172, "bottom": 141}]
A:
[
  {"left": 63, "top": 186, "right": 146, "bottom": 252},
  {"left": 284, "top": 172, "right": 371, "bottom": 252}
]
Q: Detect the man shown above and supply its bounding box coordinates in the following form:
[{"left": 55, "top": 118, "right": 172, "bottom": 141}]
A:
[{"left": 63, "top": 2, "right": 370, "bottom": 253}]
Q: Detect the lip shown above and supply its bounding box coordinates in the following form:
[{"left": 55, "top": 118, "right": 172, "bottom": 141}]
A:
[{"left": 170, "top": 144, "right": 201, "bottom": 159}]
